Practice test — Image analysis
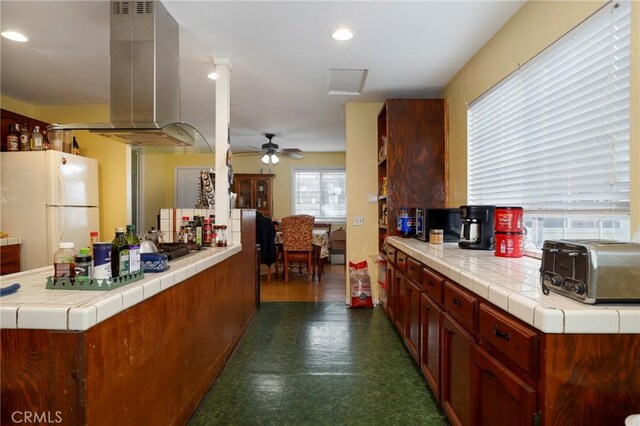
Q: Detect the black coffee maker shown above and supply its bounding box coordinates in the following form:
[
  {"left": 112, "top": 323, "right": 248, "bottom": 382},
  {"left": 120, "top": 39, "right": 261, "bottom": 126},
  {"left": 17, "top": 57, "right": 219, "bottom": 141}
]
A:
[{"left": 458, "top": 205, "right": 496, "bottom": 250}]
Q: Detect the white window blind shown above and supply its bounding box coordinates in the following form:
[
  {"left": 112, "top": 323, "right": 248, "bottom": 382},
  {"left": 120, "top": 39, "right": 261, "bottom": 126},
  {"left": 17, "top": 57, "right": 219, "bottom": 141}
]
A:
[
  {"left": 293, "top": 169, "right": 346, "bottom": 220},
  {"left": 468, "top": 1, "right": 630, "bottom": 219}
]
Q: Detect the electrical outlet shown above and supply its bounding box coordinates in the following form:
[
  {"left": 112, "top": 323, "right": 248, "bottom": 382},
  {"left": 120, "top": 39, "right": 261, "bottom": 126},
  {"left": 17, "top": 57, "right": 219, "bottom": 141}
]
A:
[{"left": 354, "top": 216, "right": 364, "bottom": 226}]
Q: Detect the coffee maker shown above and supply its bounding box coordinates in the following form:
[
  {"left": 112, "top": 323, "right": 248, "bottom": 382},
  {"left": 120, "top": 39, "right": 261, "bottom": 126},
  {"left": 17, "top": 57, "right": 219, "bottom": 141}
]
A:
[{"left": 458, "top": 205, "right": 496, "bottom": 250}]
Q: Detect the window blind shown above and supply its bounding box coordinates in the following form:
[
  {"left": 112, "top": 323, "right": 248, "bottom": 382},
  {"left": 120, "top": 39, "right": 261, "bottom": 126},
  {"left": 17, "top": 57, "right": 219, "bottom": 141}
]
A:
[
  {"left": 293, "top": 169, "right": 346, "bottom": 220},
  {"left": 467, "top": 1, "right": 630, "bottom": 215}
]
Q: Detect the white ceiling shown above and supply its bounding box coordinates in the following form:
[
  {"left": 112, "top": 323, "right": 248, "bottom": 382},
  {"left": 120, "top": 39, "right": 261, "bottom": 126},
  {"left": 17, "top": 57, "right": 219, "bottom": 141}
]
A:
[{"left": 0, "top": 1, "right": 524, "bottom": 154}]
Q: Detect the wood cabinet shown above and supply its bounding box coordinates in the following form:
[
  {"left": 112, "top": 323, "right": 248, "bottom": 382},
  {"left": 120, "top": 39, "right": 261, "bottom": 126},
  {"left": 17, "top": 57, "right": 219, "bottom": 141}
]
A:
[
  {"left": 384, "top": 243, "right": 640, "bottom": 425},
  {"left": 1, "top": 109, "right": 49, "bottom": 151},
  {"left": 232, "top": 173, "right": 275, "bottom": 218},
  {"left": 376, "top": 99, "right": 447, "bottom": 252},
  {"left": 0, "top": 244, "right": 21, "bottom": 275}
]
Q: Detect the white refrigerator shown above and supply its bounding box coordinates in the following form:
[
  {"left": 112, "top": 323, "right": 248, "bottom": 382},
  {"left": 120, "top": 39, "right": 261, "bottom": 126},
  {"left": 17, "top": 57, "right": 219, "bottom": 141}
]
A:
[{"left": 1, "top": 151, "right": 99, "bottom": 271}]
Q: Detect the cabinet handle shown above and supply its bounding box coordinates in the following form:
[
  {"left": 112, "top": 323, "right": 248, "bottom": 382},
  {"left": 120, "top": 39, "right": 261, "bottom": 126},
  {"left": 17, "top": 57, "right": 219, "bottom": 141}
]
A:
[
  {"left": 452, "top": 298, "right": 462, "bottom": 307},
  {"left": 426, "top": 280, "right": 434, "bottom": 287},
  {"left": 493, "top": 326, "right": 511, "bottom": 341}
]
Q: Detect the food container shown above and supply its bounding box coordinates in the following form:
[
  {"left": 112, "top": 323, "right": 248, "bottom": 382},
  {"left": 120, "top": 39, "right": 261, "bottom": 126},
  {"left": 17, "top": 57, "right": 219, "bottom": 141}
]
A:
[
  {"left": 48, "top": 129, "right": 73, "bottom": 152},
  {"left": 429, "top": 229, "right": 444, "bottom": 244},
  {"left": 495, "top": 206, "right": 524, "bottom": 232},
  {"left": 495, "top": 232, "right": 524, "bottom": 258}
]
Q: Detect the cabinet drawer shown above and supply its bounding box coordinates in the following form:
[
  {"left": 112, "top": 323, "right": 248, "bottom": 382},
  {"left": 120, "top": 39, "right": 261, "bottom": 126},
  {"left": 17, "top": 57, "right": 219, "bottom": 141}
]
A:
[
  {"left": 385, "top": 246, "right": 396, "bottom": 264},
  {"left": 478, "top": 304, "right": 539, "bottom": 379},
  {"left": 406, "top": 258, "right": 422, "bottom": 283},
  {"left": 396, "top": 250, "right": 408, "bottom": 273},
  {"left": 422, "top": 267, "right": 445, "bottom": 304},
  {"left": 444, "top": 281, "right": 478, "bottom": 331}
]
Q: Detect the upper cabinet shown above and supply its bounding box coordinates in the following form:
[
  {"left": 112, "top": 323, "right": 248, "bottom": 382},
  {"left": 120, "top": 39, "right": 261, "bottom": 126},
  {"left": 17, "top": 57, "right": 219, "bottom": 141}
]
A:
[
  {"left": 233, "top": 173, "right": 275, "bottom": 218},
  {"left": 377, "top": 99, "right": 447, "bottom": 252}
]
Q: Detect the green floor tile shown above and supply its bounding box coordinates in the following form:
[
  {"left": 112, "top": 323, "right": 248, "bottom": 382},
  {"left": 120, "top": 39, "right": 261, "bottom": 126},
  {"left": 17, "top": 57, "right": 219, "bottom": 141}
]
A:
[{"left": 189, "top": 302, "right": 448, "bottom": 425}]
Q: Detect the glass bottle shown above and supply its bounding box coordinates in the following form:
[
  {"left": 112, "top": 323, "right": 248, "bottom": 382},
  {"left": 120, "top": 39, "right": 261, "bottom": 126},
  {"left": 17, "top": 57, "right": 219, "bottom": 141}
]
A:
[
  {"left": 89, "top": 231, "right": 100, "bottom": 256},
  {"left": 42, "top": 129, "right": 50, "bottom": 150},
  {"left": 125, "top": 224, "right": 141, "bottom": 274},
  {"left": 53, "top": 242, "right": 77, "bottom": 281},
  {"left": 6, "top": 123, "right": 20, "bottom": 151},
  {"left": 219, "top": 225, "right": 228, "bottom": 247},
  {"left": 195, "top": 215, "right": 203, "bottom": 246},
  {"left": 72, "top": 136, "right": 80, "bottom": 155},
  {"left": 111, "top": 227, "right": 129, "bottom": 277},
  {"left": 30, "top": 125, "right": 43, "bottom": 151},
  {"left": 203, "top": 217, "right": 213, "bottom": 247},
  {"left": 19, "top": 123, "right": 30, "bottom": 151}
]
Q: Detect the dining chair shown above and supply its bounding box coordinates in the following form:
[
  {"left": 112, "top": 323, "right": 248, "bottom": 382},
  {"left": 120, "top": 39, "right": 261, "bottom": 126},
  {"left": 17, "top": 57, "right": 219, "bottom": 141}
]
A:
[{"left": 281, "top": 214, "right": 315, "bottom": 282}]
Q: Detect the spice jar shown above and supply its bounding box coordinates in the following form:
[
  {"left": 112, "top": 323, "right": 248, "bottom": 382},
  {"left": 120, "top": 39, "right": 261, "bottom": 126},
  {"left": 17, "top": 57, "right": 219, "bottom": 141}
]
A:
[{"left": 429, "top": 229, "right": 444, "bottom": 244}]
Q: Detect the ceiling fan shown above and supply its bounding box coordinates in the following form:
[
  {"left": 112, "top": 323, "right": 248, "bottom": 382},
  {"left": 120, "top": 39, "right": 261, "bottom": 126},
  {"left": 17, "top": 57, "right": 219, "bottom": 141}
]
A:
[{"left": 249, "top": 133, "right": 304, "bottom": 164}]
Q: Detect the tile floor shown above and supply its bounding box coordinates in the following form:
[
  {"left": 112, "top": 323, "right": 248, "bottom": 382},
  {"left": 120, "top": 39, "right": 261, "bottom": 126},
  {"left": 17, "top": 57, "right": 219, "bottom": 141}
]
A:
[{"left": 189, "top": 302, "right": 448, "bottom": 425}]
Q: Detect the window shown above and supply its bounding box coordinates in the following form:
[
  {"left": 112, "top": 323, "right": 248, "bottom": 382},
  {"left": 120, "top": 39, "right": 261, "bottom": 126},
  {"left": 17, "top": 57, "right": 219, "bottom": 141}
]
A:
[
  {"left": 292, "top": 168, "right": 346, "bottom": 221},
  {"left": 467, "top": 1, "right": 631, "bottom": 248}
]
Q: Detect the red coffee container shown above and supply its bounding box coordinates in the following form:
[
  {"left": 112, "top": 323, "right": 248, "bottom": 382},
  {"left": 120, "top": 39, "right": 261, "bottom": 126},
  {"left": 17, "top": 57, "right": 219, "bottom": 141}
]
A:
[
  {"left": 494, "top": 232, "right": 524, "bottom": 258},
  {"left": 495, "top": 206, "right": 524, "bottom": 232}
]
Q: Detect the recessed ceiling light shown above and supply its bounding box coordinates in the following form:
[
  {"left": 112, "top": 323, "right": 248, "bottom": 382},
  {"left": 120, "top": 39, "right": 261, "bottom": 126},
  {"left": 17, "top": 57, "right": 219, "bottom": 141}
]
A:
[
  {"left": 332, "top": 28, "right": 354, "bottom": 41},
  {"left": 1, "top": 31, "right": 28, "bottom": 42},
  {"left": 207, "top": 72, "right": 217, "bottom": 80}
]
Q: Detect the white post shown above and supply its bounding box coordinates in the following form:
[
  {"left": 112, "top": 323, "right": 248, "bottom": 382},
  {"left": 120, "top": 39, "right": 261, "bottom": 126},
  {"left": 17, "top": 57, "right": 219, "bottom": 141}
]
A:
[{"left": 214, "top": 57, "right": 232, "bottom": 227}]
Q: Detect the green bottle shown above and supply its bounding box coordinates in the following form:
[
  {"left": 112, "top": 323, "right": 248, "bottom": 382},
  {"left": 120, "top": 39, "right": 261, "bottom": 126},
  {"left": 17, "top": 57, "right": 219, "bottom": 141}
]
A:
[
  {"left": 125, "top": 224, "right": 141, "bottom": 274},
  {"left": 111, "top": 228, "right": 129, "bottom": 277},
  {"left": 195, "top": 215, "right": 203, "bottom": 246}
]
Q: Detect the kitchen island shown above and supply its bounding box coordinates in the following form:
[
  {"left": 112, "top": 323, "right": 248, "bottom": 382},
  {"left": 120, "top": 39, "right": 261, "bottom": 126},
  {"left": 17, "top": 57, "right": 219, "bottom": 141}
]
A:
[
  {"left": 1, "top": 210, "right": 257, "bottom": 425},
  {"left": 384, "top": 236, "right": 640, "bottom": 426}
]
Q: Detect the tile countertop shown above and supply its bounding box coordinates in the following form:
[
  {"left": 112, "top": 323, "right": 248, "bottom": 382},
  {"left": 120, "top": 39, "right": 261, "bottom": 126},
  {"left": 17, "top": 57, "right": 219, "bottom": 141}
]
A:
[
  {"left": 386, "top": 237, "right": 640, "bottom": 335},
  {"left": 0, "top": 244, "right": 241, "bottom": 331},
  {"left": 0, "top": 237, "right": 22, "bottom": 246}
]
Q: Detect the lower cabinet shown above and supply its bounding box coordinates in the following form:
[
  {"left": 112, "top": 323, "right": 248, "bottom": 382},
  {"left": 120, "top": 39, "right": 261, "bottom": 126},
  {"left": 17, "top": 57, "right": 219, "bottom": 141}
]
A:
[
  {"left": 385, "top": 263, "right": 396, "bottom": 320},
  {"left": 404, "top": 278, "right": 421, "bottom": 362},
  {"left": 471, "top": 345, "right": 537, "bottom": 425},
  {"left": 420, "top": 293, "right": 442, "bottom": 401},
  {"left": 442, "top": 313, "right": 474, "bottom": 426},
  {"left": 393, "top": 272, "right": 405, "bottom": 337}
]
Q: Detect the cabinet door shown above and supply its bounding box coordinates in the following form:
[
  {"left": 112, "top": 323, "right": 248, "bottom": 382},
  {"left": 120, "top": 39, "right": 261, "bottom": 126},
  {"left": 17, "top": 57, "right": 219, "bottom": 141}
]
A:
[
  {"left": 236, "top": 178, "right": 253, "bottom": 208},
  {"left": 471, "top": 345, "right": 537, "bottom": 426},
  {"left": 404, "top": 278, "right": 421, "bottom": 363},
  {"left": 385, "top": 263, "right": 395, "bottom": 320},
  {"left": 442, "top": 313, "right": 474, "bottom": 426},
  {"left": 393, "top": 271, "right": 405, "bottom": 337},
  {"left": 420, "top": 293, "right": 442, "bottom": 402}
]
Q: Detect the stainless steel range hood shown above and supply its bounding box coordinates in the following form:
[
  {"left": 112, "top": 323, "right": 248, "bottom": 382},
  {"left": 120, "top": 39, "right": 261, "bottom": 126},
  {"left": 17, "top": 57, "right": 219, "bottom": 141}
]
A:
[{"left": 50, "top": 0, "right": 210, "bottom": 151}]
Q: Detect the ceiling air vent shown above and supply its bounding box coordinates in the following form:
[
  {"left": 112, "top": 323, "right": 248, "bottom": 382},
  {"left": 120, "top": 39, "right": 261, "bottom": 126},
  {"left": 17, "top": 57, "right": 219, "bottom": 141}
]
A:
[{"left": 328, "top": 68, "right": 368, "bottom": 96}]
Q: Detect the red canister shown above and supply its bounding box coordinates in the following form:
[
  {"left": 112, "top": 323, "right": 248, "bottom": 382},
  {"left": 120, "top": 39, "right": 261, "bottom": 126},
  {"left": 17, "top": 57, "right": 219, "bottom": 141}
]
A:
[
  {"left": 495, "top": 206, "right": 524, "bottom": 232},
  {"left": 494, "top": 232, "right": 524, "bottom": 258}
]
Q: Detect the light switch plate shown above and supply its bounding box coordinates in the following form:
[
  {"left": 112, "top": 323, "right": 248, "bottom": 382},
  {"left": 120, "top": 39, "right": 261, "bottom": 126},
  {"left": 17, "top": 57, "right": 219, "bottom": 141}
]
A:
[{"left": 354, "top": 216, "right": 364, "bottom": 226}]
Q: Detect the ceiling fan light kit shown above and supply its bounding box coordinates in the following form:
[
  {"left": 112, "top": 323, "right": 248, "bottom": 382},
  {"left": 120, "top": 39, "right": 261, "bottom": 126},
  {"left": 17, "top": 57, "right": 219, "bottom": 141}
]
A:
[{"left": 251, "top": 133, "right": 302, "bottom": 164}]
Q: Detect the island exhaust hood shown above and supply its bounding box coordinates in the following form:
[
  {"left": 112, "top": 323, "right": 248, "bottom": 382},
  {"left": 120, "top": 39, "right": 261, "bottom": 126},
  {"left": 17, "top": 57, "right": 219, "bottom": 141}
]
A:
[{"left": 50, "top": 0, "right": 207, "bottom": 149}]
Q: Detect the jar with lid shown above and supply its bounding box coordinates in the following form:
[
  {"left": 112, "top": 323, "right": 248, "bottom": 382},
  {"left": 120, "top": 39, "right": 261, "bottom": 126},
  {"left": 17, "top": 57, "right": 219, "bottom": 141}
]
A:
[
  {"left": 53, "top": 242, "right": 78, "bottom": 280},
  {"left": 6, "top": 123, "right": 20, "bottom": 151},
  {"left": 30, "top": 126, "right": 44, "bottom": 151},
  {"left": 19, "top": 124, "right": 30, "bottom": 151},
  {"left": 74, "top": 248, "right": 93, "bottom": 282},
  {"left": 429, "top": 229, "right": 444, "bottom": 244},
  {"left": 203, "top": 218, "right": 213, "bottom": 247},
  {"left": 218, "top": 225, "right": 228, "bottom": 247}
]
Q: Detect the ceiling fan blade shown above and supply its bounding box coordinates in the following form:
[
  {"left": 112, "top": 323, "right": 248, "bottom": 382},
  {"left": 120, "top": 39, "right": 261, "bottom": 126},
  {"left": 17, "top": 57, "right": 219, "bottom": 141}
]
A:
[
  {"left": 248, "top": 146, "right": 263, "bottom": 151},
  {"left": 281, "top": 150, "right": 304, "bottom": 160},
  {"left": 281, "top": 148, "right": 303, "bottom": 153}
]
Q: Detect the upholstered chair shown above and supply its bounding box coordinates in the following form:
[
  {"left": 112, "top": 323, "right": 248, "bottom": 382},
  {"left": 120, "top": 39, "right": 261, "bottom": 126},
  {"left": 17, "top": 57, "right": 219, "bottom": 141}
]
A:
[{"left": 281, "top": 214, "right": 315, "bottom": 282}]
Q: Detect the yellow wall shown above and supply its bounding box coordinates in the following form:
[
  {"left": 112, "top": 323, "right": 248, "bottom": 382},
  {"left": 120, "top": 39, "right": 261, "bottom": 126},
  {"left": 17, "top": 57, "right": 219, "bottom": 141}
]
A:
[
  {"left": 1, "top": 97, "right": 128, "bottom": 240},
  {"left": 345, "top": 103, "right": 383, "bottom": 304},
  {"left": 231, "top": 152, "right": 346, "bottom": 220},
  {"left": 440, "top": 0, "right": 640, "bottom": 236}
]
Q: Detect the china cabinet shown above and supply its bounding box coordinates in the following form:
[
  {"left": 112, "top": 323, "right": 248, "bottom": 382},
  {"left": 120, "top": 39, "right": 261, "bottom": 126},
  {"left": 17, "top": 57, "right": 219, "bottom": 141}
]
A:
[{"left": 232, "top": 173, "right": 275, "bottom": 218}]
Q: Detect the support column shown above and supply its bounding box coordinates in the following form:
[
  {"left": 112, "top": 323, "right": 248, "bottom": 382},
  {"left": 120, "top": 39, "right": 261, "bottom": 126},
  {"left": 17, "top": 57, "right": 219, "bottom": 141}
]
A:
[{"left": 214, "top": 57, "right": 232, "bottom": 227}]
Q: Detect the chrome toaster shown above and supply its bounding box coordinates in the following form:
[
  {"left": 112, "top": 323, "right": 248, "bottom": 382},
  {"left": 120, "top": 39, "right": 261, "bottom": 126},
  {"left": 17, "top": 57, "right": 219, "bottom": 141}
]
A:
[{"left": 540, "top": 239, "right": 640, "bottom": 304}]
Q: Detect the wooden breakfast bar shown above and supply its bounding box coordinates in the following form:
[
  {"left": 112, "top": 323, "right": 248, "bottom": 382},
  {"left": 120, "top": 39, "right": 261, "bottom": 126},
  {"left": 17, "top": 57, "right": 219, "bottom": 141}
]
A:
[{"left": 1, "top": 211, "right": 257, "bottom": 425}]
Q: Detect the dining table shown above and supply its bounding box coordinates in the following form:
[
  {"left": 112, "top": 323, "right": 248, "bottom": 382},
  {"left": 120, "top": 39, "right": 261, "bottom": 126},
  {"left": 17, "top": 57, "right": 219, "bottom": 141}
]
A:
[{"left": 274, "top": 229, "right": 330, "bottom": 280}]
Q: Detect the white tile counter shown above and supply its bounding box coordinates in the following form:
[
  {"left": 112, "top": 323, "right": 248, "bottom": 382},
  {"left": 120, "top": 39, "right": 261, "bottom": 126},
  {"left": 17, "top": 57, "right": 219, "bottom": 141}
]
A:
[
  {"left": 387, "top": 237, "right": 640, "bottom": 334},
  {"left": 0, "top": 237, "right": 22, "bottom": 246},
  {"left": 0, "top": 245, "right": 241, "bottom": 331}
]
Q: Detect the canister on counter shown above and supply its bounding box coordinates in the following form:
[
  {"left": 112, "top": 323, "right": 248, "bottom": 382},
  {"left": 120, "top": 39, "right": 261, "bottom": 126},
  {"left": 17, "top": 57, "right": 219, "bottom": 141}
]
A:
[
  {"left": 429, "top": 229, "right": 444, "bottom": 244},
  {"left": 495, "top": 206, "right": 524, "bottom": 232},
  {"left": 495, "top": 232, "right": 524, "bottom": 258},
  {"left": 93, "top": 242, "right": 112, "bottom": 281}
]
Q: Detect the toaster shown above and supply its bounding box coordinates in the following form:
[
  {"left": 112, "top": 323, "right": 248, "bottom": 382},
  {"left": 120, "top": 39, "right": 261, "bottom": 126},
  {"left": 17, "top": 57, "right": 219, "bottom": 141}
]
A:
[{"left": 540, "top": 239, "right": 640, "bottom": 304}]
